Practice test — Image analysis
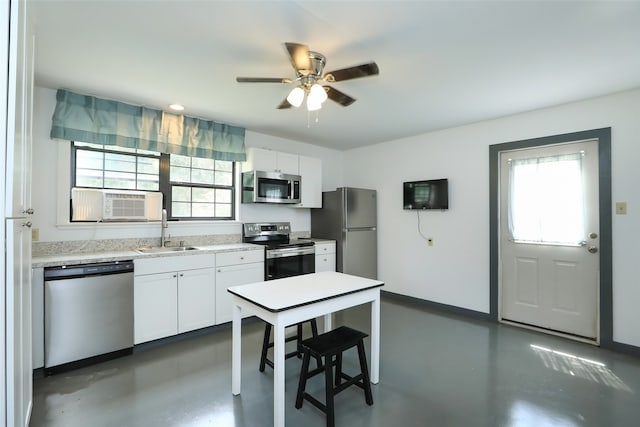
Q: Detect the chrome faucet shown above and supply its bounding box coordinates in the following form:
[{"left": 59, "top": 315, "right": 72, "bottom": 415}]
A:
[{"left": 160, "top": 209, "right": 169, "bottom": 247}]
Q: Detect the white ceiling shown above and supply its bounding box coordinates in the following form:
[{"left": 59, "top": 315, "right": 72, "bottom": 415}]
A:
[{"left": 30, "top": 0, "right": 640, "bottom": 151}]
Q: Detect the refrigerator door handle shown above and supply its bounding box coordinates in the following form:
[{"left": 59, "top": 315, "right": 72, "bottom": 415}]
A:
[{"left": 343, "top": 227, "right": 377, "bottom": 232}]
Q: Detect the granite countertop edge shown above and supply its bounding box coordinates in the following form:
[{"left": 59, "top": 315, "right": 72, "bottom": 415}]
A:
[{"left": 31, "top": 243, "right": 264, "bottom": 268}]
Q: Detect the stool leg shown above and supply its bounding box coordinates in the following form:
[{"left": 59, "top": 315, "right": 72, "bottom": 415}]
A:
[
  {"left": 259, "top": 323, "right": 272, "bottom": 372},
  {"left": 296, "top": 323, "right": 304, "bottom": 358},
  {"left": 356, "top": 341, "right": 373, "bottom": 405},
  {"left": 325, "top": 353, "right": 336, "bottom": 427},
  {"left": 309, "top": 319, "right": 323, "bottom": 368},
  {"left": 295, "top": 349, "right": 312, "bottom": 409},
  {"left": 334, "top": 352, "right": 342, "bottom": 387}
]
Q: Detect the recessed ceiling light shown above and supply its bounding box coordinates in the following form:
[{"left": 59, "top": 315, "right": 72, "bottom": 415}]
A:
[{"left": 169, "top": 104, "right": 184, "bottom": 111}]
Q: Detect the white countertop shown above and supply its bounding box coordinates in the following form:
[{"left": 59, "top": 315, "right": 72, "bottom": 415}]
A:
[{"left": 228, "top": 271, "right": 383, "bottom": 312}]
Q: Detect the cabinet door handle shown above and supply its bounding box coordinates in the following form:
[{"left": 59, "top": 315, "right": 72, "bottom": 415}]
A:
[
  {"left": 179, "top": 273, "right": 184, "bottom": 277},
  {"left": 240, "top": 256, "right": 244, "bottom": 260},
  {"left": 173, "top": 274, "right": 177, "bottom": 278}
]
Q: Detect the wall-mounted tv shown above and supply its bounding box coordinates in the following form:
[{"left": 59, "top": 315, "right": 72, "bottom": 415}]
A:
[{"left": 403, "top": 178, "right": 449, "bottom": 210}]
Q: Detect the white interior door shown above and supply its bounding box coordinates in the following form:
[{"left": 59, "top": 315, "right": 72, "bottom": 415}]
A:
[{"left": 499, "top": 139, "right": 599, "bottom": 340}]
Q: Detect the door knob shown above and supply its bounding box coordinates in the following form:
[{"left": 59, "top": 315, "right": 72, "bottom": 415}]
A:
[
  {"left": 589, "top": 232, "right": 598, "bottom": 239},
  {"left": 588, "top": 246, "right": 598, "bottom": 254}
]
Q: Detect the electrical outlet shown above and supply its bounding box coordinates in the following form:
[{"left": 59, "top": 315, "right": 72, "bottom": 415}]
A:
[
  {"left": 427, "top": 238, "right": 433, "bottom": 246},
  {"left": 32, "top": 228, "right": 40, "bottom": 241},
  {"left": 616, "top": 202, "right": 627, "bottom": 215}
]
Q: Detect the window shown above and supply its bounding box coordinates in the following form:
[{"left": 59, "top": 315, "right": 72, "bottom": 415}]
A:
[
  {"left": 167, "top": 154, "right": 234, "bottom": 219},
  {"left": 507, "top": 153, "right": 584, "bottom": 245},
  {"left": 72, "top": 141, "right": 236, "bottom": 220}
]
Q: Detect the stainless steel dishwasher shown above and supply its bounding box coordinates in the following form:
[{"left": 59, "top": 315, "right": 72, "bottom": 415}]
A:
[{"left": 44, "top": 260, "right": 134, "bottom": 373}]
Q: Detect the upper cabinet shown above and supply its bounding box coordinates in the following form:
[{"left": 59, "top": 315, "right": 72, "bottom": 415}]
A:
[
  {"left": 297, "top": 155, "right": 322, "bottom": 208},
  {"left": 242, "top": 148, "right": 323, "bottom": 208},
  {"left": 243, "top": 147, "right": 299, "bottom": 175}
]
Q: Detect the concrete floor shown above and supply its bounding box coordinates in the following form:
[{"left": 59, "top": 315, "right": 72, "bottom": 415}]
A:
[{"left": 30, "top": 295, "right": 640, "bottom": 426}]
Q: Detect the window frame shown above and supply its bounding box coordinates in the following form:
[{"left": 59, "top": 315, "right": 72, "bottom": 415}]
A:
[{"left": 71, "top": 141, "right": 237, "bottom": 221}]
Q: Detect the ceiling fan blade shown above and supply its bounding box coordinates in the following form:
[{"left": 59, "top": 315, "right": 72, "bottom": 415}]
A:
[
  {"left": 324, "top": 86, "right": 356, "bottom": 107},
  {"left": 323, "top": 62, "right": 379, "bottom": 82},
  {"left": 284, "top": 42, "right": 311, "bottom": 74},
  {"left": 236, "top": 77, "right": 292, "bottom": 83},
  {"left": 277, "top": 98, "right": 292, "bottom": 109}
]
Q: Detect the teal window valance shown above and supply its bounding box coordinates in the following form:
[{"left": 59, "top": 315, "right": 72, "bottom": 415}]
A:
[{"left": 50, "top": 89, "right": 246, "bottom": 162}]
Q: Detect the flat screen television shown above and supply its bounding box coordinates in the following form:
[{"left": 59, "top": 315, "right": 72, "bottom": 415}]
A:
[{"left": 403, "top": 178, "right": 448, "bottom": 210}]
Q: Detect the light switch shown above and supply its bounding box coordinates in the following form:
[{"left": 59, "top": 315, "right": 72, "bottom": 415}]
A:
[
  {"left": 32, "top": 228, "right": 40, "bottom": 241},
  {"left": 615, "top": 202, "right": 627, "bottom": 215}
]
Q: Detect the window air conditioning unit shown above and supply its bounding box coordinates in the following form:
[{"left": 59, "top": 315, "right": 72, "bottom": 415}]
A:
[{"left": 71, "top": 188, "right": 163, "bottom": 222}]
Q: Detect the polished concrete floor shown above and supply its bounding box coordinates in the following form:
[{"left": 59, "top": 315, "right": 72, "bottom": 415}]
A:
[{"left": 31, "top": 295, "right": 640, "bottom": 426}]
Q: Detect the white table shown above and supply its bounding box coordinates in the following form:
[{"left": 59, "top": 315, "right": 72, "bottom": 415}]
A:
[{"left": 228, "top": 271, "right": 383, "bottom": 427}]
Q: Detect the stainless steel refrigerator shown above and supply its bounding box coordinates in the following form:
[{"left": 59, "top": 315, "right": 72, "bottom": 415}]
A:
[{"left": 311, "top": 187, "right": 377, "bottom": 279}]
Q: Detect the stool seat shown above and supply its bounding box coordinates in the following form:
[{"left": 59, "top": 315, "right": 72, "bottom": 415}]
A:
[{"left": 295, "top": 326, "right": 373, "bottom": 427}]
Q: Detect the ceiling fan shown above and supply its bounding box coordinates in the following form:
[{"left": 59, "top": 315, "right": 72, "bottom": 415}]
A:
[{"left": 236, "top": 42, "right": 379, "bottom": 111}]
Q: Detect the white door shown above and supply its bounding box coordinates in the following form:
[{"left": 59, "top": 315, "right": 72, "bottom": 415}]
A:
[{"left": 499, "top": 139, "right": 599, "bottom": 340}]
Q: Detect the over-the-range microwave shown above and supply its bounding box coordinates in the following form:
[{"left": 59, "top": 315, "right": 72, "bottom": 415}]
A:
[{"left": 241, "top": 170, "right": 301, "bottom": 204}]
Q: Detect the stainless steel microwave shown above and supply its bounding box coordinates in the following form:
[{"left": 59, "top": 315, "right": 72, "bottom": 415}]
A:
[{"left": 242, "top": 170, "right": 301, "bottom": 204}]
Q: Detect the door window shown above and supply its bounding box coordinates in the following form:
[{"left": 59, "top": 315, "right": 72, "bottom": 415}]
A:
[{"left": 507, "top": 152, "right": 584, "bottom": 245}]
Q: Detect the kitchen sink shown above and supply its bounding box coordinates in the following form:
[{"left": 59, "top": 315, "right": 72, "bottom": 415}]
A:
[{"left": 135, "top": 246, "right": 199, "bottom": 254}]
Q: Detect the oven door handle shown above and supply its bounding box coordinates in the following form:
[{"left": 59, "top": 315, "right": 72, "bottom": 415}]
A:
[{"left": 266, "top": 246, "right": 315, "bottom": 259}]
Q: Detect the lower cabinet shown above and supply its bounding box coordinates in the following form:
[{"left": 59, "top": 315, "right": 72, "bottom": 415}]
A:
[
  {"left": 215, "top": 249, "right": 264, "bottom": 324},
  {"left": 314, "top": 241, "right": 336, "bottom": 272},
  {"left": 177, "top": 268, "right": 216, "bottom": 333},
  {"left": 134, "top": 272, "right": 179, "bottom": 344},
  {"left": 134, "top": 254, "right": 216, "bottom": 344}
]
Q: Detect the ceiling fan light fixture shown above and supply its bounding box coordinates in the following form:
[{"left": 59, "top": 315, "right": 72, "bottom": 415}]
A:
[
  {"left": 306, "top": 96, "right": 322, "bottom": 111},
  {"left": 287, "top": 86, "right": 305, "bottom": 107},
  {"left": 309, "top": 83, "right": 328, "bottom": 104}
]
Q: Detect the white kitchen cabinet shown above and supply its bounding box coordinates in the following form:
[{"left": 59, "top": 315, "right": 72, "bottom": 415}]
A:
[
  {"left": 134, "top": 271, "right": 179, "bottom": 344},
  {"left": 296, "top": 155, "right": 322, "bottom": 208},
  {"left": 314, "top": 241, "right": 336, "bottom": 272},
  {"left": 134, "top": 254, "right": 215, "bottom": 344},
  {"left": 177, "top": 267, "right": 216, "bottom": 333},
  {"left": 243, "top": 148, "right": 323, "bottom": 207},
  {"left": 215, "top": 249, "right": 264, "bottom": 324},
  {"left": 244, "top": 147, "right": 299, "bottom": 174}
]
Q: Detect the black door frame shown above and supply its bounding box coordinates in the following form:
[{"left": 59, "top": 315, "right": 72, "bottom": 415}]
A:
[{"left": 489, "top": 127, "right": 612, "bottom": 348}]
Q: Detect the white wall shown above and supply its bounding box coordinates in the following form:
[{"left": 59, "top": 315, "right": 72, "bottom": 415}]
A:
[
  {"left": 32, "top": 84, "right": 640, "bottom": 348},
  {"left": 31, "top": 87, "right": 344, "bottom": 243},
  {"left": 344, "top": 88, "right": 640, "bottom": 348}
]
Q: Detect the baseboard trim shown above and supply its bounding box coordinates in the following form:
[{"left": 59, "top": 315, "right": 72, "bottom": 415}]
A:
[
  {"left": 381, "top": 291, "right": 640, "bottom": 358},
  {"left": 607, "top": 340, "right": 640, "bottom": 358},
  {"left": 382, "top": 291, "right": 492, "bottom": 322}
]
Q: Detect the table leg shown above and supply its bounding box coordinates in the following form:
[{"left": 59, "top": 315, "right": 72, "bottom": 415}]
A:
[
  {"left": 273, "top": 321, "right": 285, "bottom": 427},
  {"left": 370, "top": 294, "right": 380, "bottom": 384},
  {"left": 323, "top": 313, "right": 332, "bottom": 332},
  {"left": 231, "top": 304, "right": 242, "bottom": 395}
]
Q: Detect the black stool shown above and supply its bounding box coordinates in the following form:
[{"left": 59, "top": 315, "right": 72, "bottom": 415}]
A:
[
  {"left": 259, "top": 319, "right": 321, "bottom": 372},
  {"left": 295, "top": 326, "right": 373, "bottom": 427}
]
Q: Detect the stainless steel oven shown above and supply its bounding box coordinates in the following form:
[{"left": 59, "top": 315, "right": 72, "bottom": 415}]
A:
[
  {"left": 243, "top": 222, "right": 314, "bottom": 280},
  {"left": 265, "top": 245, "right": 315, "bottom": 280}
]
